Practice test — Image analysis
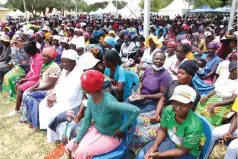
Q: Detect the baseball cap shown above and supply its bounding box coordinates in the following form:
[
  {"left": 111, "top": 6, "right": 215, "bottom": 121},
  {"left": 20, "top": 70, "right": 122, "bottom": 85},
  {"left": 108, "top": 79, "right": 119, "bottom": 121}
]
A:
[
  {"left": 78, "top": 52, "right": 100, "bottom": 70},
  {"left": 170, "top": 85, "right": 196, "bottom": 104}
]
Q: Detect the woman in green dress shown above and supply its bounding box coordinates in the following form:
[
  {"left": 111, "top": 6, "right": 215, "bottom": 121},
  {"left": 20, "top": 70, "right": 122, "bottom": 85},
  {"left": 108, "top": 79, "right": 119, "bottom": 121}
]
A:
[{"left": 196, "top": 61, "right": 238, "bottom": 126}]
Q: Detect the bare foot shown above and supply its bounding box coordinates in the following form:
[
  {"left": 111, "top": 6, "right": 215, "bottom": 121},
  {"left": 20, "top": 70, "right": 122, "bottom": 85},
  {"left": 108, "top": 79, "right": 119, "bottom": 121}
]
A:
[{"left": 29, "top": 124, "right": 33, "bottom": 129}]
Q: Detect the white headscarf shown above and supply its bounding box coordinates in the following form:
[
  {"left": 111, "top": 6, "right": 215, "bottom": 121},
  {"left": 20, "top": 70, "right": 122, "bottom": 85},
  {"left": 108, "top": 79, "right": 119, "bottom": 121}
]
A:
[{"left": 61, "top": 49, "right": 79, "bottom": 61}]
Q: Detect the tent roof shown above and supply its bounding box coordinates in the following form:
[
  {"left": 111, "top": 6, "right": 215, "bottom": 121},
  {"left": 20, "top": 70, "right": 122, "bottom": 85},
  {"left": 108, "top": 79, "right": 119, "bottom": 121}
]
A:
[
  {"left": 187, "top": 5, "right": 213, "bottom": 13},
  {"left": 0, "top": 7, "right": 11, "bottom": 11},
  {"left": 119, "top": 1, "right": 142, "bottom": 18},
  {"left": 159, "top": 0, "right": 193, "bottom": 11},
  {"left": 102, "top": 1, "right": 117, "bottom": 13},
  {"left": 15, "top": 9, "right": 24, "bottom": 16}
]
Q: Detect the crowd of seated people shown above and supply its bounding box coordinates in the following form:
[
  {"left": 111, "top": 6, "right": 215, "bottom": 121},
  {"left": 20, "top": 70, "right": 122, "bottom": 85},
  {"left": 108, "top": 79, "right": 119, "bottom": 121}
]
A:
[{"left": 0, "top": 15, "right": 237, "bottom": 159}]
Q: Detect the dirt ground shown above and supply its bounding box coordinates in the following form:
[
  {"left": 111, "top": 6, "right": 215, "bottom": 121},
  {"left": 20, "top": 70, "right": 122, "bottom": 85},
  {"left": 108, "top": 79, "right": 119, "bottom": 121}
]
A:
[{"left": 0, "top": 95, "right": 226, "bottom": 159}]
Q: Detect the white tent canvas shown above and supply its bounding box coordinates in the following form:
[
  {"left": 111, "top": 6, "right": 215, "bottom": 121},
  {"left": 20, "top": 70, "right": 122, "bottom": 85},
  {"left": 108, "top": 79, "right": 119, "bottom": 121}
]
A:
[
  {"left": 158, "top": 0, "right": 193, "bottom": 18},
  {"left": 15, "top": 9, "right": 24, "bottom": 16},
  {"left": 119, "top": 1, "right": 142, "bottom": 18},
  {"left": 101, "top": 1, "right": 117, "bottom": 13}
]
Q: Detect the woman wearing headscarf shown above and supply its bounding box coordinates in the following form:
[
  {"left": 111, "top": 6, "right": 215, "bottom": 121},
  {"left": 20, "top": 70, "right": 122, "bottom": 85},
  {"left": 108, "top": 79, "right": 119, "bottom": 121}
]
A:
[
  {"left": 65, "top": 70, "right": 140, "bottom": 159},
  {"left": 199, "top": 42, "right": 221, "bottom": 84},
  {"left": 104, "top": 36, "right": 116, "bottom": 51},
  {"left": 163, "top": 40, "right": 177, "bottom": 70},
  {"left": 39, "top": 49, "right": 83, "bottom": 143},
  {"left": 7, "top": 41, "right": 43, "bottom": 117},
  {"left": 103, "top": 50, "right": 130, "bottom": 101},
  {"left": 196, "top": 61, "right": 238, "bottom": 126},
  {"left": 168, "top": 44, "right": 189, "bottom": 80},
  {"left": 0, "top": 35, "right": 11, "bottom": 82},
  {"left": 129, "top": 60, "right": 201, "bottom": 155},
  {"left": 1, "top": 35, "right": 30, "bottom": 101},
  {"left": 22, "top": 47, "right": 61, "bottom": 130},
  {"left": 138, "top": 35, "right": 162, "bottom": 73}
]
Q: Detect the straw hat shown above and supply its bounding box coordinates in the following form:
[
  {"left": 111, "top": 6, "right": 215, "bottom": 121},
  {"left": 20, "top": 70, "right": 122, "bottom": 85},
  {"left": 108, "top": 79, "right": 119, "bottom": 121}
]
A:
[{"left": 0, "top": 35, "right": 10, "bottom": 42}]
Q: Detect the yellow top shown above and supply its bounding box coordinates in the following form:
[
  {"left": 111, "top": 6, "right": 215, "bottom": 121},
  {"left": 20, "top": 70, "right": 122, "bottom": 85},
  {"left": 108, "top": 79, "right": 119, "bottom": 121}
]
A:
[
  {"left": 44, "top": 32, "right": 50, "bottom": 40},
  {"left": 232, "top": 97, "right": 238, "bottom": 112},
  {"left": 199, "top": 39, "right": 207, "bottom": 53},
  {"left": 186, "top": 52, "right": 195, "bottom": 60}
]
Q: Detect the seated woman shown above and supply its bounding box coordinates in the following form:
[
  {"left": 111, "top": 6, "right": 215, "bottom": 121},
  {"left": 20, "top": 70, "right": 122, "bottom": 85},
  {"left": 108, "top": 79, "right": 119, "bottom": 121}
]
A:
[
  {"left": 199, "top": 42, "right": 221, "bottom": 84},
  {"left": 138, "top": 35, "right": 161, "bottom": 73},
  {"left": 196, "top": 61, "right": 238, "bottom": 126},
  {"left": 0, "top": 35, "right": 11, "bottom": 84},
  {"left": 103, "top": 50, "right": 130, "bottom": 101},
  {"left": 22, "top": 47, "right": 61, "bottom": 130},
  {"left": 119, "top": 34, "right": 136, "bottom": 62},
  {"left": 65, "top": 70, "right": 140, "bottom": 159},
  {"left": 38, "top": 49, "right": 83, "bottom": 143},
  {"left": 168, "top": 44, "right": 189, "bottom": 80},
  {"left": 137, "top": 85, "right": 202, "bottom": 159},
  {"left": 7, "top": 41, "right": 43, "bottom": 117},
  {"left": 125, "top": 52, "right": 172, "bottom": 113},
  {"left": 1, "top": 35, "right": 30, "bottom": 101},
  {"left": 163, "top": 40, "right": 177, "bottom": 70},
  {"left": 207, "top": 97, "right": 238, "bottom": 159},
  {"left": 129, "top": 60, "right": 200, "bottom": 154},
  {"left": 47, "top": 52, "right": 118, "bottom": 142}
]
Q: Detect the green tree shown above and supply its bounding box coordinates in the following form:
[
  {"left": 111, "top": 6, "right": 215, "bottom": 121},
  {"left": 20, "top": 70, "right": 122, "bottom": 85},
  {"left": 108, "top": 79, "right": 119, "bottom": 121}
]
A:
[{"left": 139, "top": 0, "right": 173, "bottom": 12}]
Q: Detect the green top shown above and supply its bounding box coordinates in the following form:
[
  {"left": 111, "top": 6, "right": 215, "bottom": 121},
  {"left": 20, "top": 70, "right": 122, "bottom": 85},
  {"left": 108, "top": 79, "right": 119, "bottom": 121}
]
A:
[
  {"left": 75, "top": 92, "right": 140, "bottom": 143},
  {"left": 160, "top": 105, "right": 202, "bottom": 157}
]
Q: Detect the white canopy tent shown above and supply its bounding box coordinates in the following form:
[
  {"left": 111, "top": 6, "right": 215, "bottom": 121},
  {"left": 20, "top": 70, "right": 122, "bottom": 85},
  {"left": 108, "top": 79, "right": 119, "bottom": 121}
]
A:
[
  {"left": 158, "top": 0, "right": 193, "bottom": 18},
  {"left": 119, "top": 1, "right": 142, "bottom": 18},
  {"left": 101, "top": 1, "right": 117, "bottom": 13},
  {"left": 15, "top": 9, "right": 25, "bottom": 17}
]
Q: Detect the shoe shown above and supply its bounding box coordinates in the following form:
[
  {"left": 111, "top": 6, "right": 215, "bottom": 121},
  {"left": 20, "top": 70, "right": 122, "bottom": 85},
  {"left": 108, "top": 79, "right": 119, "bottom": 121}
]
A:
[{"left": 6, "top": 110, "right": 20, "bottom": 117}]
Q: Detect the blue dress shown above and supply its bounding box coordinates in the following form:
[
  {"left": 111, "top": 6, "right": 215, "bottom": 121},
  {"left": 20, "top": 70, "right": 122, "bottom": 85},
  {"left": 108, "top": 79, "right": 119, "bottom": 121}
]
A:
[{"left": 201, "top": 54, "right": 221, "bottom": 76}]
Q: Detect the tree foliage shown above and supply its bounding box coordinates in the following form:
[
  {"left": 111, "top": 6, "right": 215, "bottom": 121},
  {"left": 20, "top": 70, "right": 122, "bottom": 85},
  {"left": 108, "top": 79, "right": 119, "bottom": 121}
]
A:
[{"left": 4, "top": 0, "right": 127, "bottom": 13}]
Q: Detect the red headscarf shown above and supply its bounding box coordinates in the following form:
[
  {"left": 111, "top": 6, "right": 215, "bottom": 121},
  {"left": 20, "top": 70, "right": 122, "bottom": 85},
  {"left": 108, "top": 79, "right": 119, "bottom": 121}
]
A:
[
  {"left": 81, "top": 70, "right": 104, "bottom": 92},
  {"left": 167, "top": 39, "right": 177, "bottom": 48},
  {"left": 42, "top": 47, "right": 57, "bottom": 59}
]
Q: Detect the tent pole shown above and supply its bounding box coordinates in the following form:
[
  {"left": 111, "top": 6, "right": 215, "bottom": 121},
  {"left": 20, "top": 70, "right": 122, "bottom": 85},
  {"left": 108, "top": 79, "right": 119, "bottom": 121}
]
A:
[
  {"left": 116, "top": 0, "right": 118, "bottom": 18},
  {"left": 144, "top": 0, "right": 150, "bottom": 38},
  {"left": 23, "top": 0, "right": 28, "bottom": 22},
  {"left": 228, "top": 0, "right": 237, "bottom": 32}
]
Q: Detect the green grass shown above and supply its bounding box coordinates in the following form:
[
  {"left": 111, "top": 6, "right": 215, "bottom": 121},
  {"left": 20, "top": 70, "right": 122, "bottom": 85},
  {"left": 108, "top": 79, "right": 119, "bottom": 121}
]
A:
[{"left": 0, "top": 95, "right": 226, "bottom": 159}]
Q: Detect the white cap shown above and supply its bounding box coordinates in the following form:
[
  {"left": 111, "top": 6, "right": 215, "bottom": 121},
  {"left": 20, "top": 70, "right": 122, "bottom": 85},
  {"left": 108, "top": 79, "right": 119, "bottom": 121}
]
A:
[
  {"left": 42, "top": 26, "right": 50, "bottom": 31},
  {"left": 78, "top": 52, "right": 100, "bottom": 70},
  {"left": 60, "top": 37, "right": 69, "bottom": 44},
  {"left": 61, "top": 49, "right": 79, "bottom": 61},
  {"left": 53, "top": 35, "right": 62, "bottom": 41},
  {"left": 204, "top": 31, "right": 212, "bottom": 38},
  {"left": 170, "top": 85, "right": 196, "bottom": 104}
]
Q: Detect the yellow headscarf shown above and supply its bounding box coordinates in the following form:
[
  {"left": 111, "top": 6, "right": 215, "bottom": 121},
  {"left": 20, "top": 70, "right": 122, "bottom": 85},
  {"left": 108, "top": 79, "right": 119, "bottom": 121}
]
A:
[{"left": 144, "top": 35, "right": 162, "bottom": 49}]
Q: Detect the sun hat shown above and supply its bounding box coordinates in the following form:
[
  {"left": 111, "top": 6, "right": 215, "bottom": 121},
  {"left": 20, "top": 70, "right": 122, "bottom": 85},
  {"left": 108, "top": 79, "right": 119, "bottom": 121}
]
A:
[
  {"left": 0, "top": 35, "right": 10, "bottom": 42},
  {"left": 53, "top": 35, "right": 62, "bottom": 41},
  {"left": 78, "top": 52, "right": 100, "bottom": 70},
  {"left": 144, "top": 35, "right": 162, "bottom": 48},
  {"left": 80, "top": 70, "right": 104, "bottom": 92},
  {"left": 170, "top": 85, "right": 196, "bottom": 104},
  {"left": 60, "top": 37, "right": 69, "bottom": 44}
]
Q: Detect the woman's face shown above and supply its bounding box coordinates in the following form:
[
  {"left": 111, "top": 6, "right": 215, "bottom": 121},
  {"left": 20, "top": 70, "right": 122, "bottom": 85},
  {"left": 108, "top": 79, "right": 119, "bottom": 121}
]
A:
[
  {"left": 175, "top": 46, "right": 186, "bottom": 60},
  {"left": 167, "top": 46, "right": 175, "bottom": 54},
  {"left": 103, "top": 56, "right": 113, "bottom": 68},
  {"left": 149, "top": 39, "right": 156, "bottom": 49},
  {"left": 52, "top": 39, "right": 59, "bottom": 46},
  {"left": 61, "top": 58, "right": 75, "bottom": 70},
  {"left": 207, "top": 47, "right": 216, "bottom": 56},
  {"left": 42, "top": 52, "right": 53, "bottom": 64},
  {"left": 177, "top": 68, "right": 192, "bottom": 84},
  {"left": 229, "top": 69, "right": 238, "bottom": 80},
  {"left": 153, "top": 53, "right": 165, "bottom": 67},
  {"left": 76, "top": 47, "right": 84, "bottom": 56},
  {"left": 172, "top": 100, "right": 192, "bottom": 118}
]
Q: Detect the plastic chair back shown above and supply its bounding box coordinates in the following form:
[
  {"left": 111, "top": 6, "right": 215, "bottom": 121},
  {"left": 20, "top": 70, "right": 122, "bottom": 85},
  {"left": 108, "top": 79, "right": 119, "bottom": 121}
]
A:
[
  {"left": 125, "top": 71, "right": 139, "bottom": 94},
  {"left": 197, "top": 114, "right": 213, "bottom": 159}
]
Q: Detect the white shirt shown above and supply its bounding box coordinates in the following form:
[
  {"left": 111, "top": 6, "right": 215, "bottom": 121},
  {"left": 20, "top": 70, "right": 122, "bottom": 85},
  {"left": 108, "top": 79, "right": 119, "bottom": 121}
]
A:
[
  {"left": 215, "top": 60, "right": 230, "bottom": 85},
  {"left": 120, "top": 42, "right": 136, "bottom": 59},
  {"left": 141, "top": 48, "right": 161, "bottom": 65},
  {"left": 164, "top": 53, "right": 177, "bottom": 70},
  {"left": 215, "top": 78, "right": 238, "bottom": 99},
  {"left": 168, "top": 58, "right": 188, "bottom": 80}
]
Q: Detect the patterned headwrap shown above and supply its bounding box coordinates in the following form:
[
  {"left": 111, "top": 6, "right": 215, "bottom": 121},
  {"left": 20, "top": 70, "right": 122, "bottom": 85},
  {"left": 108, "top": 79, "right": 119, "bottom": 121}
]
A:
[
  {"left": 207, "top": 41, "right": 219, "bottom": 50},
  {"left": 167, "top": 39, "right": 177, "bottom": 48},
  {"left": 42, "top": 47, "right": 57, "bottom": 59}
]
